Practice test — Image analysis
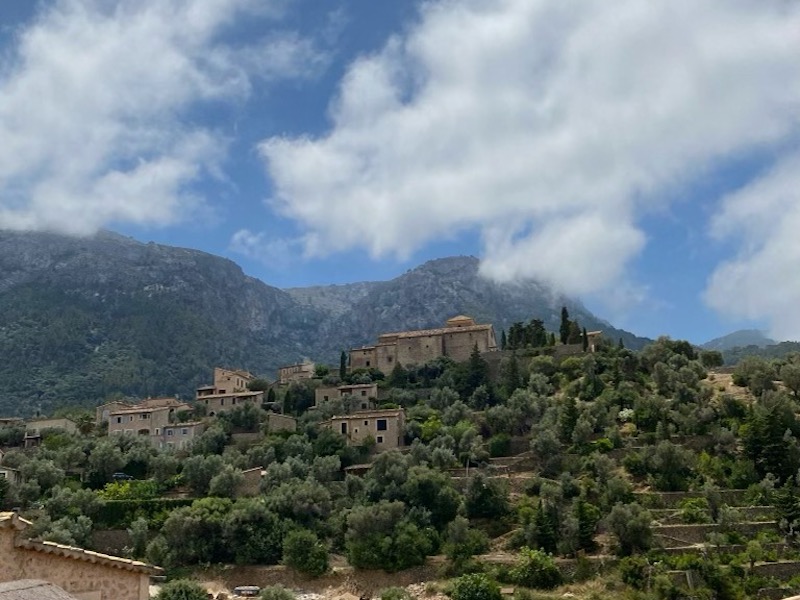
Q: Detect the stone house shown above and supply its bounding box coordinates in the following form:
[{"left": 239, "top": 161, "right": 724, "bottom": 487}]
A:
[
  {"left": 0, "top": 512, "right": 161, "bottom": 600},
  {"left": 107, "top": 402, "right": 196, "bottom": 448},
  {"left": 196, "top": 390, "right": 264, "bottom": 417},
  {"left": 235, "top": 466, "right": 265, "bottom": 497},
  {"left": 314, "top": 383, "right": 379, "bottom": 409},
  {"left": 321, "top": 408, "right": 406, "bottom": 451},
  {"left": 277, "top": 361, "right": 315, "bottom": 384},
  {"left": 349, "top": 315, "right": 497, "bottom": 374},
  {"left": 0, "top": 466, "right": 21, "bottom": 486},
  {"left": 94, "top": 402, "right": 132, "bottom": 426},
  {"left": 196, "top": 367, "right": 255, "bottom": 397},
  {"left": 160, "top": 421, "right": 205, "bottom": 450}
]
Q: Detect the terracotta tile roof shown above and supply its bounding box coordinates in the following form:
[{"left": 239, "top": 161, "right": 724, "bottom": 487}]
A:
[
  {"left": 378, "top": 323, "right": 493, "bottom": 341},
  {"left": 14, "top": 539, "right": 162, "bottom": 574},
  {"left": 329, "top": 408, "right": 405, "bottom": 420},
  {"left": 198, "top": 391, "right": 263, "bottom": 399},
  {"left": 0, "top": 580, "right": 81, "bottom": 600},
  {"left": 1, "top": 512, "right": 162, "bottom": 574}
]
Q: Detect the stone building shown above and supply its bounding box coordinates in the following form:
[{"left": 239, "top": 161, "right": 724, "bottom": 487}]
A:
[
  {"left": 94, "top": 401, "right": 132, "bottom": 426},
  {"left": 107, "top": 401, "right": 197, "bottom": 449},
  {"left": 277, "top": 361, "right": 315, "bottom": 384},
  {"left": 349, "top": 315, "right": 497, "bottom": 374},
  {"left": 0, "top": 512, "right": 160, "bottom": 600},
  {"left": 196, "top": 367, "right": 255, "bottom": 397},
  {"left": 0, "top": 466, "right": 21, "bottom": 486},
  {"left": 321, "top": 408, "right": 406, "bottom": 451},
  {"left": 314, "top": 383, "right": 379, "bottom": 409},
  {"left": 196, "top": 390, "right": 264, "bottom": 417}
]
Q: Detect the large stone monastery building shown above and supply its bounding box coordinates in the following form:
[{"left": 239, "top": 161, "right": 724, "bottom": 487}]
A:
[{"left": 349, "top": 315, "right": 497, "bottom": 374}]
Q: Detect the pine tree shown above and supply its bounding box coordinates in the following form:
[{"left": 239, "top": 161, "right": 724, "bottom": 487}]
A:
[{"left": 559, "top": 307, "right": 570, "bottom": 344}]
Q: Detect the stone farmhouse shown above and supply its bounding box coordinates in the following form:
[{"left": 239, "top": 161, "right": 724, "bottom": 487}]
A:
[
  {"left": 0, "top": 512, "right": 160, "bottom": 600},
  {"left": 314, "top": 382, "right": 379, "bottom": 409},
  {"left": 321, "top": 408, "right": 406, "bottom": 451},
  {"left": 277, "top": 360, "right": 315, "bottom": 384},
  {"left": 196, "top": 367, "right": 264, "bottom": 416},
  {"left": 349, "top": 315, "right": 497, "bottom": 374},
  {"left": 107, "top": 398, "right": 201, "bottom": 449}
]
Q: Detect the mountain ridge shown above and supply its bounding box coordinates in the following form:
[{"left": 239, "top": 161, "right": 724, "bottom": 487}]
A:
[{"left": 0, "top": 230, "right": 648, "bottom": 415}]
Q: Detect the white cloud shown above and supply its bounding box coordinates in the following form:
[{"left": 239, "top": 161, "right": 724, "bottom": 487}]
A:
[
  {"left": 704, "top": 151, "right": 800, "bottom": 340},
  {"left": 260, "top": 0, "right": 800, "bottom": 297},
  {"left": 0, "top": 0, "right": 321, "bottom": 234},
  {"left": 229, "top": 228, "right": 302, "bottom": 269}
]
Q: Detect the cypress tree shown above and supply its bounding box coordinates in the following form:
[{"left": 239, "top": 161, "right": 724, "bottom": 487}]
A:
[
  {"left": 618, "top": 337, "right": 625, "bottom": 350},
  {"left": 500, "top": 329, "right": 507, "bottom": 350},
  {"left": 534, "top": 499, "right": 559, "bottom": 554},
  {"left": 339, "top": 350, "right": 347, "bottom": 379},
  {"left": 559, "top": 306, "right": 570, "bottom": 344},
  {"left": 582, "top": 327, "right": 589, "bottom": 352}
]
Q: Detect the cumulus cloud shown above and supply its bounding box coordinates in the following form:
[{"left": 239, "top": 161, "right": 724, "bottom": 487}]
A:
[
  {"left": 704, "top": 151, "right": 800, "bottom": 339},
  {"left": 260, "top": 0, "right": 800, "bottom": 296},
  {"left": 0, "top": 0, "right": 322, "bottom": 234},
  {"left": 229, "top": 228, "right": 303, "bottom": 269}
]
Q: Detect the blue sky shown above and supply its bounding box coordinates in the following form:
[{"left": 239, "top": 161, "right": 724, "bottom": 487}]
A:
[{"left": 1, "top": 0, "right": 799, "bottom": 344}]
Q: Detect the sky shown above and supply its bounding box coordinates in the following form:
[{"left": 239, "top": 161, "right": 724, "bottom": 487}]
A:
[{"left": 1, "top": 0, "right": 799, "bottom": 345}]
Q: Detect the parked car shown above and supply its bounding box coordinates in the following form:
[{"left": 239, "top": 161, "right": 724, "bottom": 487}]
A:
[
  {"left": 232, "top": 586, "right": 261, "bottom": 598},
  {"left": 112, "top": 472, "right": 133, "bottom": 481}
]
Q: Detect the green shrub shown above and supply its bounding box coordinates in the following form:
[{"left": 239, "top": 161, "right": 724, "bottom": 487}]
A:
[
  {"left": 96, "top": 498, "right": 193, "bottom": 528},
  {"left": 510, "top": 547, "right": 561, "bottom": 590},
  {"left": 619, "top": 555, "right": 650, "bottom": 590},
  {"left": 155, "top": 579, "right": 207, "bottom": 600},
  {"left": 448, "top": 574, "right": 503, "bottom": 600},
  {"left": 283, "top": 528, "right": 329, "bottom": 576},
  {"left": 260, "top": 585, "right": 295, "bottom": 600},
  {"left": 381, "top": 587, "right": 413, "bottom": 600},
  {"left": 678, "top": 497, "right": 712, "bottom": 524},
  {"left": 488, "top": 434, "right": 512, "bottom": 458}
]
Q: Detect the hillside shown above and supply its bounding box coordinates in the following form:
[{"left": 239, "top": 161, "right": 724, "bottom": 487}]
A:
[
  {"left": 0, "top": 231, "right": 647, "bottom": 416},
  {"left": 702, "top": 329, "right": 776, "bottom": 351},
  {"left": 289, "top": 256, "right": 651, "bottom": 355}
]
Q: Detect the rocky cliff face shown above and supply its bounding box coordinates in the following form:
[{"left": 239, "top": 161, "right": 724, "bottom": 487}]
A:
[{"left": 0, "top": 231, "right": 647, "bottom": 415}]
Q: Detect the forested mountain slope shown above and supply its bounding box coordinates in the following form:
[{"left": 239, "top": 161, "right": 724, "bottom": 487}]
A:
[{"left": 0, "top": 231, "right": 647, "bottom": 415}]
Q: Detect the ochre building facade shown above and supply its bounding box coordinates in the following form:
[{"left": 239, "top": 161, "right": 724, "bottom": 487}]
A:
[{"left": 349, "top": 315, "right": 497, "bottom": 374}]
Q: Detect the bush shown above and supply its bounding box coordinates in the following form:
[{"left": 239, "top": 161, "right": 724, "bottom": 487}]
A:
[
  {"left": 260, "top": 585, "right": 295, "bottom": 600},
  {"left": 381, "top": 588, "right": 413, "bottom": 600},
  {"left": 488, "top": 434, "right": 512, "bottom": 458},
  {"left": 155, "top": 579, "right": 207, "bottom": 600},
  {"left": 449, "top": 574, "right": 503, "bottom": 600},
  {"left": 510, "top": 547, "right": 561, "bottom": 590},
  {"left": 678, "top": 497, "right": 712, "bottom": 524},
  {"left": 283, "top": 528, "right": 329, "bottom": 576}
]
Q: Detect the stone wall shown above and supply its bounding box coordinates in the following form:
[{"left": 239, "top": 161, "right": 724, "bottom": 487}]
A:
[{"left": 653, "top": 521, "right": 778, "bottom": 546}]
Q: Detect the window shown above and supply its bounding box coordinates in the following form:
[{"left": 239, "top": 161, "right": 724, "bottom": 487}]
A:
[
  {"left": 0, "top": 472, "right": 6, "bottom": 479},
  {"left": 364, "top": 420, "right": 369, "bottom": 426},
  {"left": 139, "top": 413, "right": 149, "bottom": 420},
  {"left": 341, "top": 423, "right": 347, "bottom": 434},
  {"left": 221, "top": 398, "right": 225, "bottom": 406},
  {"left": 232, "top": 398, "right": 237, "bottom": 405},
  {"left": 354, "top": 428, "right": 359, "bottom": 434},
  {"left": 377, "top": 436, "right": 384, "bottom": 444},
  {"left": 361, "top": 390, "right": 367, "bottom": 396},
  {"left": 219, "top": 389, "right": 226, "bottom": 394},
  {"left": 365, "top": 360, "right": 371, "bottom": 367},
  {"left": 323, "top": 395, "right": 329, "bottom": 402},
  {"left": 181, "top": 428, "right": 188, "bottom": 435},
  {"left": 387, "top": 356, "right": 393, "bottom": 363},
  {"left": 377, "top": 419, "right": 387, "bottom": 431},
  {"left": 167, "top": 429, "right": 174, "bottom": 436},
  {"left": 115, "top": 417, "right": 122, "bottom": 424},
  {"left": 361, "top": 403, "right": 367, "bottom": 410},
  {"left": 155, "top": 429, "right": 160, "bottom": 435}
]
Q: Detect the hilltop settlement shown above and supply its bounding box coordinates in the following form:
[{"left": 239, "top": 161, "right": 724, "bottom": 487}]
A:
[{"left": 2, "top": 310, "right": 800, "bottom": 600}]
